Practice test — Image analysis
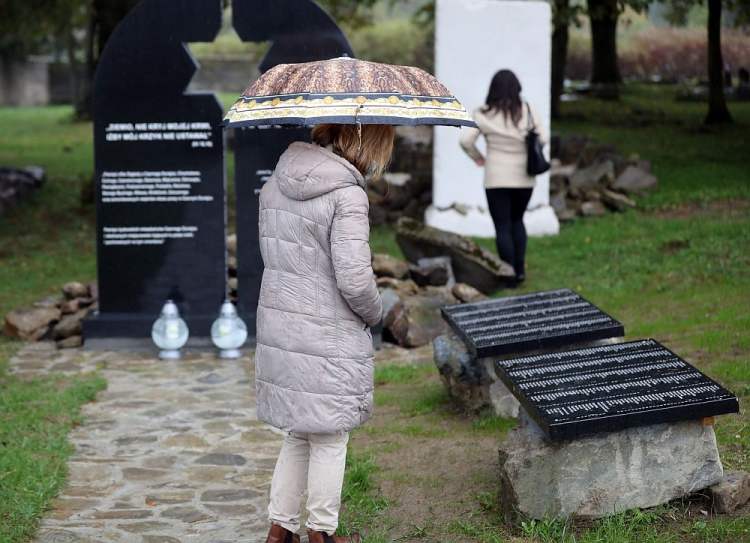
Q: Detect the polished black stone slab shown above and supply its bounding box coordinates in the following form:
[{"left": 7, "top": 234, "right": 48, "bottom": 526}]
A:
[
  {"left": 495, "top": 339, "right": 739, "bottom": 440},
  {"left": 441, "top": 288, "right": 624, "bottom": 358},
  {"left": 86, "top": 0, "right": 227, "bottom": 338}
]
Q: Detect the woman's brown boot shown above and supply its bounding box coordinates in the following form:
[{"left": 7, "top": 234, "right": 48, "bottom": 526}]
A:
[
  {"left": 265, "top": 523, "right": 300, "bottom": 543},
  {"left": 306, "top": 528, "right": 360, "bottom": 543}
]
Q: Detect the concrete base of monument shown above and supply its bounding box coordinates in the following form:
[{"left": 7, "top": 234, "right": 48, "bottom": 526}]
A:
[
  {"left": 424, "top": 204, "right": 560, "bottom": 238},
  {"left": 498, "top": 408, "right": 724, "bottom": 522},
  {"left": 82, "top": 336, "right": 258, "bottom": 352},
  {"left": 433, "top": 333, "right": 623, "bottom": 418},
  {"left": 523, "top": 205, "right": 561, "bottom": 237},
  {"left": 83, "top": 312, "right": 217, "bottom": 338}
]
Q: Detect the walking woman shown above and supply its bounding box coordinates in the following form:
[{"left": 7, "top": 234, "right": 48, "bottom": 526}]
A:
[
  {"left": 459, "top": 70, "right": 548, "bottom": 287},
  {"left": 258, "top": 123, "right": 392, "bottom": 543}
]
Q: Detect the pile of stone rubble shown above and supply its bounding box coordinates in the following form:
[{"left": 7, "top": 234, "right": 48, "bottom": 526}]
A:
[
  {"left": 549, "top": 133, "right": 658, "bottom": 221},
  {"left": 3, "top": 282, "right": 98, "bottom": 348},
  {"left": 375, "top": 217, "right": 513, "bottom": 348}
]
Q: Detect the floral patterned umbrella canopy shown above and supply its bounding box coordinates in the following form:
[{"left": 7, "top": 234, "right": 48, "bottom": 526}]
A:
[{"left": 222, "top": 56, "right": 477, "bottom": 129}]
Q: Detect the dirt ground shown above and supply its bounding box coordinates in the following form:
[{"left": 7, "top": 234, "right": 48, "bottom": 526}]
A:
[{"left": 347, "top": 344, "right": 518, "bottom": 541}]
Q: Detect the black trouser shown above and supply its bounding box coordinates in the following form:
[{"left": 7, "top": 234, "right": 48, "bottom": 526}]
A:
[{"left": 485, "top": 187, "right": 533, "bottom": 279}]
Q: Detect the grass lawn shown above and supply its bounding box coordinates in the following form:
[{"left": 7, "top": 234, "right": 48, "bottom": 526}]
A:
[
  {"left": 0, "top": 84, "right": 748, "bottom": 541},
  {"left": 0, "top": 341, "right": 106, "bottom": 542}
]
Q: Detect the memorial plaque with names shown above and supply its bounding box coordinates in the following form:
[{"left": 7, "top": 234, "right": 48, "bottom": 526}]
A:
[
  {"left": 85, "top": 0, "right": 227, "bottom": 338},
  {"left": 441, "top": 288, "right": 624, "bottom": 358},
  {"left": 231, "top": 0, "right": 353, "bottom": 336},
  {"left": 495, "top": 339, "right": 739, "bottom": 440}
]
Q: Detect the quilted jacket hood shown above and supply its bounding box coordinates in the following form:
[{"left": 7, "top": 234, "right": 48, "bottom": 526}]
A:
[{"left": 275, "top": 141, "right": 365, "bottom": 201}]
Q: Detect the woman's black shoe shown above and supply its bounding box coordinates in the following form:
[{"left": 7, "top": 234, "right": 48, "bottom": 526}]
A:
[{"left": 517, "top": 274, "right": 526, "bottom": 284}]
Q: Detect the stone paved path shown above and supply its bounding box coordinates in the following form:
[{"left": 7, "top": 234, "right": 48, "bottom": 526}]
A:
[
  {"left": 10, "top": 342, "right": 434, "bottom": 543},
  {"left": 11, "top": 343, "right": 284, "bottom": 543}
]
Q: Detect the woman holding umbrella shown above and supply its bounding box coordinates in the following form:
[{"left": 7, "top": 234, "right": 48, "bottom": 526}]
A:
[{"left": 223, "top": 57, "right": 476, "bottom": 543}]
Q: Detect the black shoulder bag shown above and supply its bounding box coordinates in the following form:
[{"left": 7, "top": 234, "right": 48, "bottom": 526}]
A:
[{"left": 525, "top": 102, "right": 550, "bottom": 176}]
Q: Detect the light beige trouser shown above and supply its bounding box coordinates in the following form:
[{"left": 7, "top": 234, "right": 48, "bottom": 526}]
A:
[{"left": 268, "top": 431, "right": 349, "bottom": 536}]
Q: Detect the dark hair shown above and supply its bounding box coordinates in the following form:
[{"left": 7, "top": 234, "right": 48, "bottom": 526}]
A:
[{"left": 482, "top": 70, "right": 522, "bottom": 127}]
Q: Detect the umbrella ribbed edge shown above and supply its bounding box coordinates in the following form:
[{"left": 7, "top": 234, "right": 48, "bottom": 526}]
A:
[
  {"left": 221, "top": 115, "right": 477, "bottom": 130},
  {"left": 221, "top": 91, "right": 478, "bottom": 129}
]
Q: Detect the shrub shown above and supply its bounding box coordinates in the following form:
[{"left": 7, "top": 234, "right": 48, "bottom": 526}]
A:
[{"left": 565, "top": 27, "right": 750, "bottom": 82}]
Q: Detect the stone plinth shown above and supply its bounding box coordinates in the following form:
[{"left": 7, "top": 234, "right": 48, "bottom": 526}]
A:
[
  {"left": 498, "top": 409, "right": 724, "bottom": 522},
  {"left": 433, "top": 333, "right": 520, "bottom": 418},
  {"left": 706, "top": 470, "right": 750, "bottom": 513}
]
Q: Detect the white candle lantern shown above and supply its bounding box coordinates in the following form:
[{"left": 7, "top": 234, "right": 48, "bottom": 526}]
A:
[
  {"left": 210, "top": 300, "right": 248, "bottom": 359},
  {"left": 151, "top": 300, "right": 189, "bottom": 360}
]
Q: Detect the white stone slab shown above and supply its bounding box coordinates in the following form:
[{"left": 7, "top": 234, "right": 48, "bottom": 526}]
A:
[{"left": 431, "top": 0, "right": 558, "bottom": 237}]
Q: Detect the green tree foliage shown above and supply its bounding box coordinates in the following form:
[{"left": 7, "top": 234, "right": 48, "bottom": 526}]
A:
[
  {"left": 0, "top": 0, "right": 83, "bottom": 59},
  {"left": 316, "top": 0, "right": 381, "bottom": 28},
  {"left": 0, "top": 0, "right": 140, "bottom": 118}
]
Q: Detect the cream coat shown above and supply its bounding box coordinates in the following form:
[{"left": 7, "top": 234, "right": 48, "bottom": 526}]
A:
[
  {"left": 255, "top": 142, "right": 382, "bottom": 435},
  {"left": 460, "top": 103, "right": 548, "bottom": 189}
]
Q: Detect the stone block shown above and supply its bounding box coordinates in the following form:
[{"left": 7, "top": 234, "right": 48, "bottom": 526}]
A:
[
  {"left": 409, "top": 256, "right": 455, "bottom": 287},
  {"left": 569, "top": 160, "right": 614, "bottom": 190},
  {"left": 62, "top": 281, "right": 89, "bottom": 300},
  {"left": 385, "top": 288, "right": 458, "bottom": 348},
  {"left": 498, "top": 408, "right": 723, "bottom": 521},
  {"left": 613, "top": 165, "right": 658, "bottom": 195},
  {"left": 580, "top": 200, "right": 607, "bottom": 217},
  {"left": 601, "top": 189, "right": 636, "bottom": 211},
  {"left": 57, "top": 335, "right": 83, "bottom": 349},
  {"left": 372, "top": 253, "right": 409, "bottom": 279},
  {"left": 433, "top": 333, "right": 519, "bottom": 418},
  {"left": 706, "top": 470, "right": 750, "bottom": 513},
  {"left": 452, "top": 283, "right": 488, "bottom": 304},
  {"left": 396, "top": 217, "right": 514, "bottom": 295},
  {"left": 5, "top": 305, "right": 61, "bottom": 341}
]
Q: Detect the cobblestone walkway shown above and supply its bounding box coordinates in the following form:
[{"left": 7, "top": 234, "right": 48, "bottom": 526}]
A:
[
  {"left": 11, "top": 342, "right": 284, "bottom": 543},
  {"left": 10, "top": 342, "right": 433, "bottom": 543}
]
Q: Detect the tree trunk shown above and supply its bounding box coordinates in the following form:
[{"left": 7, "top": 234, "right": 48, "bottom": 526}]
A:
[
  {"left": 705, "top": 0, "right": 732, "bottom": 124},
  {"left": 74, "top": 5, "right": 97, "bottom": 121},
  {"left": 588, "top": 0, "right": 620, "bottom": 99},
  {"left": 66, "top": 21, "right": 83, "bottom": 116},
  {"left": 551, "top": 0, "right": 570, "bottom": 120}
]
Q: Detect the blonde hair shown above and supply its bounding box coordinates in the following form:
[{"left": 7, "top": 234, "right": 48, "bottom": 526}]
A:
[{"left": 311, "top": 123, "right": 395, "bottom": 181}]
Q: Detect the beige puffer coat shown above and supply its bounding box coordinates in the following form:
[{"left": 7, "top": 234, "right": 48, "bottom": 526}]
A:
[{"left": 255, "top": 141, "right": 382, "bottom": 435}]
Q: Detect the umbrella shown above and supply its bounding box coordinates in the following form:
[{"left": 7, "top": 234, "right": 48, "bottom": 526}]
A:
[{"left": 221, "top": 56, "right": 477, "bottom": 129}]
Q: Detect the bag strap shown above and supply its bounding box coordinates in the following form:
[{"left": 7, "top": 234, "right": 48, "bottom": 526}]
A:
[{"left": 525, "top": 102, "right": 536, "bottom": 132}]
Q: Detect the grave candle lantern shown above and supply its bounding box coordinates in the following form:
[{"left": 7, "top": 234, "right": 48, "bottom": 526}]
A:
[
  {"left": 210, "top": 300, "right": 248, "bottom": 359},
  {"left": 151, "top": 300, "right": 189, "bottom": 360}
]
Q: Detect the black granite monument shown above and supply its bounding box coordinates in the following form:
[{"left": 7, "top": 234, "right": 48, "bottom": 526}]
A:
[
  {"left": 85, "top": 0, "right": 227, "bottom": 338},
  {"left": 85, "top": 0, "right": 354, "bottom": 340}
]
